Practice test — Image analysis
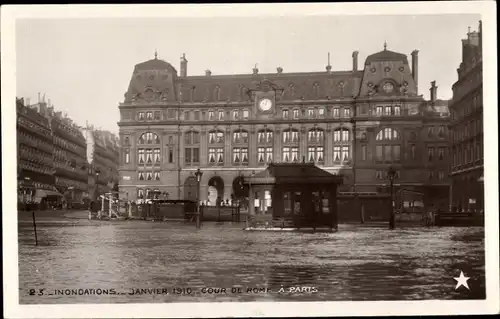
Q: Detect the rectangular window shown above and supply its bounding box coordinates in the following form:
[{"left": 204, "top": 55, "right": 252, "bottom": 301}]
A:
[
  {"left": 282, "top": 147, "right": 290, "bottom": 162},
  {"left": 291, "top": 131, "right": 299, "bottom": 142},
  {"left": 192, "top": 148, "right": 199, "bottom": 163},
  {"left": 308, "top": 147, "right": 315, "bottom": 162},
  {"left": 184, "top": 111, "right": 191, "bottom": 121},
  {"left": 283, "top": 131, "right": 290, "bottom": 143},
  {"left": 146, "top": 112, "right": 153, "bottom": 120},
  {"left": 428, "top": 127, "right": 434, "bottom": 137},
  {"left": 266, "top": 147, "right": 273, "bottom": 162},
  {"left": 333, "top": 108, "right": 340, "bottom": 117},
  {"left": 194, "top": 111, "right": 200, "bottom": 121},
  {"left": 154, "top": 148, "right": 161, "bottom": 163},
  {"left": 258, "top": 147, "right": 265, "bottom": 163},
  {"left": 341, "top": 146, "right": 349, "bottom": 162},
  {"left": 242, "top": 110, "right": 249, "bottom": 119},
  {"left": 317, "top": 147, "right": 324, "bottom": 162},
  {"left": 342, "top": 130, "right": 349, "bottom": 142},
  {"left": 241, "top": 148, "right": 248, "bottom": 164},
  {"left": 438, "top": 147, "right": 445, "bottom": 160},
  {"left": 208, "top": 111, "right": 215, "bottom": 121},
  {"left": 293, "top": 109, "right": 299, "bottom": 119},
  {"left": 138, "top": 149, "right": 145, "bottom": 164},
  {"left": 344, "top": 108, "right": 351, "bottom": 117},
  {"left": 428, "top": 147, "right": 434, "bottom": 161},
  {"left": 384, "top": 106, "right": 391, "bottom": 116},
  {"left": 138, "top": 112, "right": 145, "bottom": 121},
  {"left": 318, "top": 108, "right": 325, "bottom": 117},
  {"left": 375, "top": 145, "right": 383, "bottom": 161},
  {"left": 146, "top": 149, "right": 153, "bottom": 164},
  {"left": 308, "top": 108, "right": 315, "bottom": 118},
  {"left": 333, "top": 146, "right": 341, "bottom": 162},
  {"left": 291, "top": 147, "right": 299, "bottom": 162},
  {"left": 124, "top": 149, "right": 130, "bottom": 164},
  {"left": 361, "top": 145, "right": 367, "bottom": 161},
  {"left": 233, "top": 110, "right": 239, "bottom": 120},
  {"left": 334, "top": 130, "right": 341, "bottom": 142},
  {"left": 154, "top": 111, "right": 161, "bottom": 120},
  {"left": 209, "top": 148, "right": 216, "bottom": 163},
  {"left": 282, "top": 109, "right": 289, "bottom": 119},
  {"left": 394, "top": 106, "right": 401, "bottom": 116},
  {"left": 393, "top": 145, "right": 401, "bottom": 161},
  {"left": 376, "top": 106, "right": 383, "bottom": 116},
  {"left": 216, "top": 148, "right": 224, "bottom": 163},
  {"left": 218, "top": 110, "right": 224, "bottom": 120},
  {"left": 233, "top": 148, "right": 241, "bottom": 163},
  {"left": 438, "top": 171, "right": 445, "bottom": 181},
  {"left": 154, "top": 172, "right": 160, "bottom": 181},
  {"left": 438, "top": 125, "right": 445, "bottom": 138},
  {"left": 411, "top": 144, "right": 416, "bottom": 159},
  {"left": 169, "top": 147, "right": 174, "bottom": 163},
  {"left": 185, "top": 148, "right": 192, "bottom": 164},
  {"left": 384, "top": 145, "right": 392, "bottom": 161},
  {"left": 167, "top": 109, "right": 175, "bottom": 119}
]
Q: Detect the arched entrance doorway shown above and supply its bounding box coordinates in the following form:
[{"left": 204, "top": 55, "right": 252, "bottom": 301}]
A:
[
  {"left": 184, "top": 176, "right": 197, "bottom": 202},
  {"left": 207, "top": 176, "right": 224, "bottom": 206}
]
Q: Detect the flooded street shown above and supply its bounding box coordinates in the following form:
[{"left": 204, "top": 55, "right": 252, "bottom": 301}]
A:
[{"left": 18, "top": 214, "right": 485, "bottom": 303}]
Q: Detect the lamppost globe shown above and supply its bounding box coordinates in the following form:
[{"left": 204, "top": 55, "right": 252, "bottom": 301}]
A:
[{"left": 195, "top": 168, "right": 203, "bottom": 182}]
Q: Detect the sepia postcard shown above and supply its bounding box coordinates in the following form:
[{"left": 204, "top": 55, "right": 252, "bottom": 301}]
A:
[{"left": 2, "top": 2, "right": 499, "bottom": 318}]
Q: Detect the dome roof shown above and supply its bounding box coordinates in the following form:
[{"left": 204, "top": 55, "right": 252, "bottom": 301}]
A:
[
  {"left": 365, "top": 49, "right": 408, "bottom": 64},
  {"left": 134, "top": 58, "right": 177, "bottom": 72}
]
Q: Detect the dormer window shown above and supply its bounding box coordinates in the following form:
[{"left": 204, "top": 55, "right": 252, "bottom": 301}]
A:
[{"left": 218, "top": 110, "right": 224, "bottom": 120}]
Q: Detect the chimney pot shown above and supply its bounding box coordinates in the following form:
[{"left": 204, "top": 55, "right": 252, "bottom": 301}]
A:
[
  {"left": 430, "top": 81, "right": 437, "bottom": 102},
  {"left": 277, "top": 67, "right": 283, "bottom": 74},
  {"left": 180, "top": 53, "right": 188, "bottom": 77},
  {"left": 352, "top": 51, "right": 359, "bottom": 71},
  {"left": 205, "top": 69, "right": 211, "bottom": 76},
  {"left": 411, "top": 50, "right": 419, "bottom": 94}
]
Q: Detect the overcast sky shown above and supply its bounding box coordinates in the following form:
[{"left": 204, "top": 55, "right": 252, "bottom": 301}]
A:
[{"left": 16, "top": 14, "right": 481, "bottom": 133}]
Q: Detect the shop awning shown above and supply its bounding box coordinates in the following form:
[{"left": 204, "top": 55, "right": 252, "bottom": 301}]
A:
[{"left": 35, "top": 189, "right": 63, "bottom": 198}]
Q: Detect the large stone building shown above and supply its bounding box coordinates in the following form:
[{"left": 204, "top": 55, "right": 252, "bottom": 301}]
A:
[
  {"left": 118, "top": 46, "right": 451, "bottom": 211},
  {"left": 16, "top": 97, "right": 58, "bottom": 207},
  {"left": 80, "top": 126, "right": 120, "bottom": 200},
  {"left": 449, "top": 21, "right": 484, "bottom": 212}
]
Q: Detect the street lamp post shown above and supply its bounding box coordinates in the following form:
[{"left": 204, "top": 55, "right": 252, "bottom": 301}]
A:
[
  {"left": 387, "top": 166, "right": 396, "bottom": 230},
  {"left": 95, "top": 169, "right": 100, "bottom": 201},
  {"left": 194, "top": 168, "right": 203, "bottom": 229}
]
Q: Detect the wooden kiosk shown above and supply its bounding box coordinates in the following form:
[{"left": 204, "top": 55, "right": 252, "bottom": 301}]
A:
[{"left": 244, "top": 163, "right": 343, "bottom": 231}]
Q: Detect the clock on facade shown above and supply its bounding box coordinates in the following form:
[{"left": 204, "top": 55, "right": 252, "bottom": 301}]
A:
[
  {"left": 382, "top": 82, "right": 394, "bottom": 93},
  {"left": 259, "top": 98, "right": 273, "bottom": 111}
]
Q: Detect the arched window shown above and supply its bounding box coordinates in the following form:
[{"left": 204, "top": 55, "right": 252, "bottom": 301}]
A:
[
  {"left": 232, "top": 129, "right": 249, "bottom": 144},
  {"left": 333, "top": 128, "right": 350, "bottom": 142},
  {"left": 138, "top": 132, "right": 160, "bottom": 145},
  {"left": 308, "top": 128, "right": 325, "bottom": 163},
  {"left": 375, "top": 128, "right": 401, "bottom": 163},
  {"left": 208, "top": 130, "right": 224, "bottom": 144},
  {"left": 376, "top": 128, "right": 400, "bottom": 141},
  {"left": 282, "top": 128, "right": 300, "bottom": 163},
  {"left": 333, "top": 128, "right": 351, "bottom": 164},
  {"left": 257, "top": 129, "right": 273, "bottom": 165},
  {"left": 232, "top": 129, "right": 249, "bottom": 165}
]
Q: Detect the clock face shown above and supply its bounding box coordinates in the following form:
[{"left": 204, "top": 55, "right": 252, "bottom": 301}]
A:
[
  {"left": 383, "top": 82, "right": 394, "bottom": 93},
  {"left": 259, "top": 98, "right": 273, "bottom": 111}
]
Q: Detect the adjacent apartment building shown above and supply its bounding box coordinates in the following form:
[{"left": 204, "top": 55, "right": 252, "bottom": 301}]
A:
[
  {"left": 118, "top": 46, "right": 451, "bottom": 213},
  {"left": 449, "top": 21, "right": 484, "bottom": 212}
]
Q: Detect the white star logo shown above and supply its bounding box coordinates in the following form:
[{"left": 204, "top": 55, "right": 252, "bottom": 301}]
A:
[{"left": 454, "top": 271, "right": 470, "bottom": 290}]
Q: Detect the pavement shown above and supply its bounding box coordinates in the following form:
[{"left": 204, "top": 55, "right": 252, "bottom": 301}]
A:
[{"left": 18, "top": 209, "right": 89, "bottom": 221}]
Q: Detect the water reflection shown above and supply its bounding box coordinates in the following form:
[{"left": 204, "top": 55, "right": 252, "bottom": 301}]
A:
[{"left": 18, "top": 219, "right": 485, "bottom": 304}]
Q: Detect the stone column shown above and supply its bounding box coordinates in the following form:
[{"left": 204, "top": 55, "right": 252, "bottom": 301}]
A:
[
  {"left": 248, "top": 183, "right": 255, "bottom": 215},
  {"left": 225, "top": 126, "right": 232, "bottom": 166},
  {"left": 300, "top": 126, "right": 307, "bottom": 161},
  {"left": 249, "top": 126, "right": 256, "bottom": 167},
  {"left": 326, "top": 124, "right": 333, "bottom": 166},
  {"left": 275, "top": 127, "right": 282, "bottom": 162}
]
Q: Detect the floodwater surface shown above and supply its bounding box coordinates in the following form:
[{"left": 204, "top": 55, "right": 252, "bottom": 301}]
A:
[{"left": 18, "top": 213, "right": 485, "bottom": 303}]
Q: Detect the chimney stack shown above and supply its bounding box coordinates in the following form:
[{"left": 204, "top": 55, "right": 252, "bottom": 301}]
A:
[
  {"left": 205, "top": 69, "right": 212, "bottom": 76},
  {"left": 252, "top": 64, "right": 259, "bottom": 75},
  {"left": 26, "top": 98, "right": 31, "bottom": 106},
  {"left": 411, "top": 50, "right": 419, "bottom": 94},
  {"left": 180, "top": 53, "right": 188, "bottom": 77},
  {"left": 38, "top": 93, "right": 41, "bottom": 103},
  {"left": 430, "top": 81, "right": 437, "bottom": 103},
  {"left": 352, "top": 51, "right": 359, "bottom": 71},
  {"left": 277, "top": 67, "right": 283, "bottom": 74}
]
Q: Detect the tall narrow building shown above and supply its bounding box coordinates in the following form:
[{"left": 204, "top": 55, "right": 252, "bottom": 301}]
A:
[{"left": 449, "top": 21, "right": 484, "bottom": 212}]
